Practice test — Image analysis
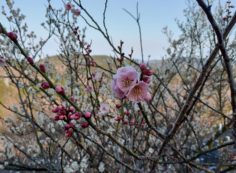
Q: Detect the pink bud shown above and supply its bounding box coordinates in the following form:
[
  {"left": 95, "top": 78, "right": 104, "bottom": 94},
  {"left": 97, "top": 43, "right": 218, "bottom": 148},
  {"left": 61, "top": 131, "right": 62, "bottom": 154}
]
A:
[
  {"left": 69, "top": 113, "right": 80, "bottom": 120},
  {"left": 140, "top": 63, "right": 147, "bottom": 71},
  {"left": 130, "top": 119, "right": 135, "bottom": 126},
  {"left": 142, "top": 69, "right": 153, "bottom": 76},
  {"left": 41, "top": 81, "right": 50, "bottom": 89},
  {"left": 64, "top": 123, "right": 74, "bottom": 130},
  {"left": 59, "top": 115, "right": 65, "bottom": 120},
  {"left": 55, "top": 85, "right": 65, "bottom": 95},
  {"left": 84, "top": 112, "right": 91, "bottom": 119},
  {"left": 26, "top": 57, "right": 34, "bottom": 65},
  {"left": 39, "top": 64, "right": 46, "bottom": 73},
  {"left": 123, "top": 120, "right": 128, "bottom": 125},
  {"left": 52, "top": 107, "right": 59, "bottom": 113},
  {"left": 116, "top": 104, "right": 122, "bottom": 109},
  {"left": 68, "top": 106, "right": 75, "bottom": 112},
  {"left": 115, "top": 116, "right": 122, "bottom": 121},
  {"left": 125, "top": 111, "right": 130, "bottom": 116},
  {"left": 7, "top": 32, "right": 17, "bottom": 41},
  {"left": 142, "top": 75, "right": 151, "bottom": 84},
  {"left": 65, "top": 3, "right": 72, "bottom": 11},
  {"left": 54, "top": 115, "right": 60, "bottom": 121},
  {"left": 70, "top": 96, "right": 76, "bottom": 102},
  {"left": 65, "top": 129, "right": 73, "bottom": 137},
  {"left": 64, "top": 124, "right": 71, "bottom": 131},
  {"left": 81, "top": 122, "right": 89, "bottom": 128}
]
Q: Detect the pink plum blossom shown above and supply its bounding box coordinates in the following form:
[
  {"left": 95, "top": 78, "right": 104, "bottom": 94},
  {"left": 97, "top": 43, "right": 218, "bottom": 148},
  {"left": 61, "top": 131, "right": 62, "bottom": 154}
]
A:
[
  {"left": 112, "top": 66, "right": 152, "bottom": 102},
  {"left": 112, "top": 75, "right": 125, "bottom": 99},
  {"left": 127, "top": 81, "right": 151, "bottom": 102},
  {"left": 116, "top": 66, "right": 138, "bottom": 93}
]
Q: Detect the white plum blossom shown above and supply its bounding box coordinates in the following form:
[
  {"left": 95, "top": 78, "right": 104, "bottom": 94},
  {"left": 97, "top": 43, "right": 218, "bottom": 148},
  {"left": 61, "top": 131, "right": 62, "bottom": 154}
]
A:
[{"left": 99, "top": 103, "right": 110, "bottom": 115}]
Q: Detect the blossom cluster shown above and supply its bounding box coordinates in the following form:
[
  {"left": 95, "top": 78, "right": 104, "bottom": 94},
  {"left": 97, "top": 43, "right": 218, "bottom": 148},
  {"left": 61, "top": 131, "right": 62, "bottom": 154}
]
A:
[
  {"left": 65, "top": 2, "right": 81, "bottom": 16},
  {"left": 52, "top": 104, "right": 91, "bottom": 137},
  {"left": 112, "top": 64, "right": 153, "bottom": 102}
]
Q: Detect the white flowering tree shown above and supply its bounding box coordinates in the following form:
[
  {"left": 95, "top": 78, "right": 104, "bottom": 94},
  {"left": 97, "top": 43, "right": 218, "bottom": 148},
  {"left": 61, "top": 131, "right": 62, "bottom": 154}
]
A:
[{"left": 0, "top": 0, "right": 236, "bottom": 172}]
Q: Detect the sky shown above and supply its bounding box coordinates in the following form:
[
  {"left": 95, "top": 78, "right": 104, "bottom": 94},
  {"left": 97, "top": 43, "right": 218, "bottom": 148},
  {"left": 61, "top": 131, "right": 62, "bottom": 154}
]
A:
[{"left": 1, "top": 0, "right": 235, "bottom": 60}]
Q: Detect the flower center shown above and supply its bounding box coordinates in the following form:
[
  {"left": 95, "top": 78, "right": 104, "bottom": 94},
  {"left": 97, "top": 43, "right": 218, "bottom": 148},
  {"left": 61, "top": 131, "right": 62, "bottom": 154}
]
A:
[
  {"left": 123, "top": 78, "right": 132, "bottom": 87},
  {"left": 133, "top": 86, "right": 141, "bottom": 96}
]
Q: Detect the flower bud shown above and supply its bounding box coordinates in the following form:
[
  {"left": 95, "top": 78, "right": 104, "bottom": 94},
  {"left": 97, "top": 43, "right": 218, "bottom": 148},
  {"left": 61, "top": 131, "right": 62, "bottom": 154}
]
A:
[
  {"left": 84, "top": 112, "right": 91, "bottom": 119},
  {"left": 81, "top": 122, "right": 89, "bottom": 128},
  {"left": 142, "top": 69, "right": 153, "bottom": 76},
  {"left": 115, "top": 116, "right": 122, "bottom": 121},
  {"left": 41, "top": 81, "right": 50, "bottom": 89},
  {"left": 26, "top": 57, "right": 34, "bottom": 65},
  {"left": 116, "top": 104, "right": 122, "bottom": 109},
  {"left": 7, "top": 32, "right": 17, "bottom": 41},
  {"left": 65, "top": 3, "right": 72, "bottom": 11},
  {"left": 65, "top": 128, "right": 73, "bottom": 137},
  {"left": 140, "top": 63, "right": 147, "bottom": 71},
  {"left": 55, "top": 85, "right": 65, "bottom": 95},
  {"left": 39, "top": 64, "right": 46, "bottom": 73},
  {"left": 142, "top": 75, "right": 151, "bottom": 84}
]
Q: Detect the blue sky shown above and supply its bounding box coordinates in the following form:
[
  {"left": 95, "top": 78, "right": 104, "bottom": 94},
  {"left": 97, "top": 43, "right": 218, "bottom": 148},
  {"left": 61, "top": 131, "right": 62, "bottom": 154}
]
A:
[{"left": 1, "top": 0, "right": 235, "bottom": 60}]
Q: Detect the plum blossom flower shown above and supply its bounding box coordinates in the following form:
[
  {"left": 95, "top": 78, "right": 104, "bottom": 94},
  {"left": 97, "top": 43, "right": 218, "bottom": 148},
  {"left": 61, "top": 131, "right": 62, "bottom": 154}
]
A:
[
  {"left": 116, "top": 66, "right": 138, "bottom": 93},
  {"left": 127, "top": 81, "right": 151, "bottom": 102},
  {"left": 99, "top": 103, "right": 109, "bottom": 115},
  {"left": 112, "top": 75, "right": 125, "bottom": 99},
  {"left": 112, "top": 66, "right": 152, "bottom": 102}
]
